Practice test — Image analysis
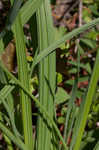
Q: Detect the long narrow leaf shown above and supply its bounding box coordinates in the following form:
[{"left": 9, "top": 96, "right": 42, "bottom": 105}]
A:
[
  {"left": 12, "top": 13, "right": 34, "bottom": 150},
  {"left": 34, "top": 18, "right": 99, "bottom": 66},
  {"left": 63, "top": 79, "right": 78, "bottom": 141},
  {"left": 71, "top": 48, "right": 99, "bottom": 150},
  {"left": 36, "top": 0, "right": 56, "bottom": 149}
]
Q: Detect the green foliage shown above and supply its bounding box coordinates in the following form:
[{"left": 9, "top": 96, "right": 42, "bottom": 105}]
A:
[{"left": 0, "top": 0, "right": 99, "bottom": 150}]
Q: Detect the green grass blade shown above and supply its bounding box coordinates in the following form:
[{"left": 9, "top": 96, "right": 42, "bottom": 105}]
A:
[
  {"left": 71, "top": 48, "right": 99, "bottom": 150},
  {"left": 70, "top": 93, "right": 86, "bottom": 150},
  {"left": 3, "top": 134, "right": 13, "bottom": 150},
  {"left": 20, "top": 0, "right": 44, "bottom": 26},
  {"left": 12, "top": 13, "right": 34, "bottom": 150},
  {"left": 4, "top": 135, "right": 13, "bottom": 150},
  {"left": 36, "top": 0, "right": 56, "bottom": 149},
  {"left": 34, "top": 18, "right": 99, "bottom": 66},
  {"left": 63, "top": 79, "right": 78, "bottom": 141}
]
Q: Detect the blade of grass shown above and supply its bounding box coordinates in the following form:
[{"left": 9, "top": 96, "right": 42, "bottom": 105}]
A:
[
  {"left": 66, "top": 107, "right": 78, "bottom": 144},
  {"left": 36, "top": 6, "right": 50, "bottom": 149},
  {"left": 63, "top": 43, "right": 80, "bottom": 148},
  {"left": 63, "top": 79, "right": 78, "bottom": 142},
  {"left": 70, "top": 93, "right": 86, "bottom": 150},
  {"left": 3, "top": 134, "right": 13, "bottom": 150},
  {"left": 34, "top": 18, "right": 99, "bottom": 66},
  {"left": 59, "top": 79, "right": 78, "bottom": 150},
  {"left": 36, "top": 0, "right": 56, "bottom": 149},
  {"left": 12, "top": 13, "right": 34, "bottom": 149},
  {"left": 70, "top": 48, "right": 99, "bottom": 150}
]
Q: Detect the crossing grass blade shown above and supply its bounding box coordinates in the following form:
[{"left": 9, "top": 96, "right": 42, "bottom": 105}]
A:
[{"left": 33, "top": 18, "right": 99, "bottom": 66}]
